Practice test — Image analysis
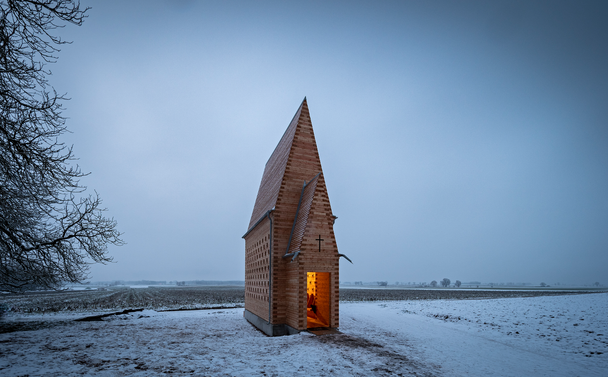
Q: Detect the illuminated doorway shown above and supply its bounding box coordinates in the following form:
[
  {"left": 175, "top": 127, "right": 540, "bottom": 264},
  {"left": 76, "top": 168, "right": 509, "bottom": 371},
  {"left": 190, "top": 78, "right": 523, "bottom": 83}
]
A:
[{"left": 306, "top": 272, "right": 330, "bottom": 328}]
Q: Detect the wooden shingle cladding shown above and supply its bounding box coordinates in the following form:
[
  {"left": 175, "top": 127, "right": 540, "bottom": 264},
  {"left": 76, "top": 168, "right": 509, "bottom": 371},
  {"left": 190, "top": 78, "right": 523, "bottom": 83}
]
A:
[
  {"left": 247, "top": 104, "right": 302, "bottom": 230},
  {"left": 286, "top": 173, "right": 320, "bottom": 255},
  {"left": 243, "top": 98, "right": 340, "bottom": 336}
]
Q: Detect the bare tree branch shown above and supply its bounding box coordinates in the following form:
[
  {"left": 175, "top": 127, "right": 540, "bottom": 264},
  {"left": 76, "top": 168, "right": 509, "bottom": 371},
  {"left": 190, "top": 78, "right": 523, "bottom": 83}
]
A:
[{"left": 1, "top": 1, "right": 123, "bottom": 292}]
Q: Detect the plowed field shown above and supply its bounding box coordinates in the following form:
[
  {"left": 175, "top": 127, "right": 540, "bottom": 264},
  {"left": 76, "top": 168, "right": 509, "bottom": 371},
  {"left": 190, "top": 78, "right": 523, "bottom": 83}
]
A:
[
  {"left": 1, "top": 286, "right": 244, "bottom": 313},
  {"left": 338, "top": 288, "right": 594, "bottom": 302},
  {"left": 2, "top": 286, "right": 599, "bottom": 315}
]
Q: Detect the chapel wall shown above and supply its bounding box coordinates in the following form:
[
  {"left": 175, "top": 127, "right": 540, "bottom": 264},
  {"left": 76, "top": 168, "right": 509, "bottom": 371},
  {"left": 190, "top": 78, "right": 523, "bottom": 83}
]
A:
[
  {"left": 244, "top": 218, "right": 271, "bottom": 321},
  {"left": 244, "top": 99, "right": 341, "bottom": 333},
  {"left": 272, "top": 105, "right": 324, "bottom": 326},
  {"left": 283, "top": 262, "right": 304, "bottom": 330},
  {"left": 299, "top": 181, "right": 340, "bottom": 328}
]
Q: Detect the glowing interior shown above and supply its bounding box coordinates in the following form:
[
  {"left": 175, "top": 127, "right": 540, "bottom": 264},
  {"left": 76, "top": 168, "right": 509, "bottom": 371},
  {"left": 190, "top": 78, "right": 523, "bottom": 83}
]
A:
[{"left": 307, "top": 272, "right": 330, "bottom": 328}]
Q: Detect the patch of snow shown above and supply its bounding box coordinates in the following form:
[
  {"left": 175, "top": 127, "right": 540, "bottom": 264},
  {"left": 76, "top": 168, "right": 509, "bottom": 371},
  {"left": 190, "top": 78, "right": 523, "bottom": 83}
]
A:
[
  {"left": 0, "top": 293, "right": 605, "bottom": 376},
  {"left": 345, "top": 293, "right": 607, "bottom": 376}
]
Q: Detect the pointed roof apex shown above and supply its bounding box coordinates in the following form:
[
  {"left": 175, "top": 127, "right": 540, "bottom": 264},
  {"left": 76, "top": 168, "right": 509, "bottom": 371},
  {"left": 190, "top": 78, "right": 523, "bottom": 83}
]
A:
[
  {"left": 299, "top": 97, "right": 308, "bottom": 113},
  {"left": 246, "top": 98, "right": 320, "bottom": 230},
  {"left": 300, "top": 97, "right": 308, "bottom": 110},
  {"left": 299, "top": 97, "right": 310, "bottom": 120}
]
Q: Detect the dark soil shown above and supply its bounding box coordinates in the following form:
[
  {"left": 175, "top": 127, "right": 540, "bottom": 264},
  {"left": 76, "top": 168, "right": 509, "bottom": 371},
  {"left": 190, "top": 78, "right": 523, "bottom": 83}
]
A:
[
  {"left": 0, "top": 286, "right": 244, "bottom": 314},
  {"left": 339, "top": 288, "right": 598, "bottom": 302},
  {"left": 1, "top": 286, "right": 598, "bottom": 315}
]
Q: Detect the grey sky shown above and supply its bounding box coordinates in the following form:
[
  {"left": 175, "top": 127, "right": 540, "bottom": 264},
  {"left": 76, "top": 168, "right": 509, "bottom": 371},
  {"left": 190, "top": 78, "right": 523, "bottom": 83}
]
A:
[{"left": 51, "top": 0, "right": 608, "bottom": 285}]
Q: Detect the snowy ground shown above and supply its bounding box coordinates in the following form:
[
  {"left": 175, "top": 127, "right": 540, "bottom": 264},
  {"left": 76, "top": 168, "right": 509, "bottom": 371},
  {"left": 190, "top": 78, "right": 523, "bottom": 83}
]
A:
[{"left": 0, "top": 293, "right": 606, "bottom": 376}]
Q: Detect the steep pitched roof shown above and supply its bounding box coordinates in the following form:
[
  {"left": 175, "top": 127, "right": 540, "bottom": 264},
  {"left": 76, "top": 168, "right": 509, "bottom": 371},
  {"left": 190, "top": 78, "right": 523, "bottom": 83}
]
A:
[
  {"left": 285, "top": 173, "right": 321, "bottom": 254},
  {"left": 247, "top": 98, "right": 308, "bottom": 229}
]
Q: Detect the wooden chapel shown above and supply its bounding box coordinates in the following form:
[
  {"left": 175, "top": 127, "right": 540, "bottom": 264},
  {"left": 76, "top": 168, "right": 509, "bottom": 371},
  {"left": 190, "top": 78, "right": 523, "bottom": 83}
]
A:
[{"left": 243, "top": 98, "right": 343, "bottom": 336}]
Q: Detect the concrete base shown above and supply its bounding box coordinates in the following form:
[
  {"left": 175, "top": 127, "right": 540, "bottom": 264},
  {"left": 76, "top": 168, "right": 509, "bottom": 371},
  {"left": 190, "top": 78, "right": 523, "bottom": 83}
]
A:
[{"left": 244, "top": 309, "right": 300, "bottom": 337}]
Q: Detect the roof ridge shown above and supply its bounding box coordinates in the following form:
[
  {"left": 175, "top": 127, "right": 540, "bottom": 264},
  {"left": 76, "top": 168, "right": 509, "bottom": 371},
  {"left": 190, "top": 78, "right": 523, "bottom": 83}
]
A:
[
  {"left": 265, "top": 97, "right": 307, "bottom": 167},
  {"left": 247, "top": 98, "right": 310, "bottom": 229}
]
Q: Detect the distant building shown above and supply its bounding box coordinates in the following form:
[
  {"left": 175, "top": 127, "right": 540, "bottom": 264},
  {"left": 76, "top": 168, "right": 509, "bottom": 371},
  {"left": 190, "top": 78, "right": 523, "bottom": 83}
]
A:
[{"left": 243, "top": 98, "right": 344, "bottom": 336}]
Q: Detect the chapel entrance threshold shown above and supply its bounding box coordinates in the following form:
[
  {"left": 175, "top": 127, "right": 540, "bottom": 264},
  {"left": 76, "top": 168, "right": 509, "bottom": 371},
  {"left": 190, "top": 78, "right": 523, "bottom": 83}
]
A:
[{"left": 306, "top": 271, "right": 330, "bottom": 329}]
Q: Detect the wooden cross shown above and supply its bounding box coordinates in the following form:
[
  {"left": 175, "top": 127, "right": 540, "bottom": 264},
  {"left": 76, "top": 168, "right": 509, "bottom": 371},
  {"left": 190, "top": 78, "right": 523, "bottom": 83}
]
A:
[{"left": 316, "top": 235, "right": 324, "bottom": 253}]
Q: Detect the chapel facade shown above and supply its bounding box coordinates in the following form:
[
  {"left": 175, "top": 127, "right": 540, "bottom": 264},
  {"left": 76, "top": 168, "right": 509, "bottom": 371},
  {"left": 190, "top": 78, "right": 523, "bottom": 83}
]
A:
[{"left": 243, "top": 98, "right": 341, "bottom": 336}]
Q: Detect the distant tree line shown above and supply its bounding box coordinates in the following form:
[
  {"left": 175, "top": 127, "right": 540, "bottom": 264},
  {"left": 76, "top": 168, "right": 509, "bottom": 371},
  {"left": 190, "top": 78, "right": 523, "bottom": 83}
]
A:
[
  {"left": 427, "top": 279, "right": 461, "bottom": 288},
  {"left": 344, "top": 280, "right": 603, "bottom": 288}
]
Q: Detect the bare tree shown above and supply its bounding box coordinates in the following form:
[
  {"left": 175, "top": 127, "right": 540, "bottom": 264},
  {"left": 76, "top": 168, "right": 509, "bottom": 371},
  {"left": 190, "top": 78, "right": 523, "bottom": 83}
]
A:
[
  {"left": 0, "top": 0, "right": 123, "bottom": 292},
  {"left": 430, "top": 280, "right": 437, "bottom": 287},
  {"left": 440, "top": 278, "right": 451, "bottom": 287},
  {"left": 455, "top": 280, "right": 461, "bottom": 288}
]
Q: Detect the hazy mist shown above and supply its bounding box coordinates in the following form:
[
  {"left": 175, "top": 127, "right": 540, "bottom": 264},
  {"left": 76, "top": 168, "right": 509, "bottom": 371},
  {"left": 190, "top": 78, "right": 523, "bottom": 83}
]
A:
[{"left": 49, "top": 0, "right": 608, "bottom": 285}]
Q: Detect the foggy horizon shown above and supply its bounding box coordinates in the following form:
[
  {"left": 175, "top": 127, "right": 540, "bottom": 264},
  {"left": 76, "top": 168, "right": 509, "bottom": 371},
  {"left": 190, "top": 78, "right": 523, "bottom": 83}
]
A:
[{"left": 79, "top": 279, "right": 603, "bottom": 288}]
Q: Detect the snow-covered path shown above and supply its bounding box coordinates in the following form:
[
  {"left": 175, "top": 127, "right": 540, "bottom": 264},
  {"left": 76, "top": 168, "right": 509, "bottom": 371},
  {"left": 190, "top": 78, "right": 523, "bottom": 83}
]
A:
[{"left": 0, "top": 293, "right": 606, "bottom": 376}]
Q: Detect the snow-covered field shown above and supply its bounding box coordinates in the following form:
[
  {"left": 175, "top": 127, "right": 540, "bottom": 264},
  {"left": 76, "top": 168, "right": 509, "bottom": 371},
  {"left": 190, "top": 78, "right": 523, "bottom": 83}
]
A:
[{"left": 1, "top": 293, "right": 606, "bottom": 376}]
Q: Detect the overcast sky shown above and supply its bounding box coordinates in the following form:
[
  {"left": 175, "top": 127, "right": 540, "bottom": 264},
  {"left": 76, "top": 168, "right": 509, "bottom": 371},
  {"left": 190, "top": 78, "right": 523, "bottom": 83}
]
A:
[{"left": 50, "top": 0, "right": 608, "bottom": 285}]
